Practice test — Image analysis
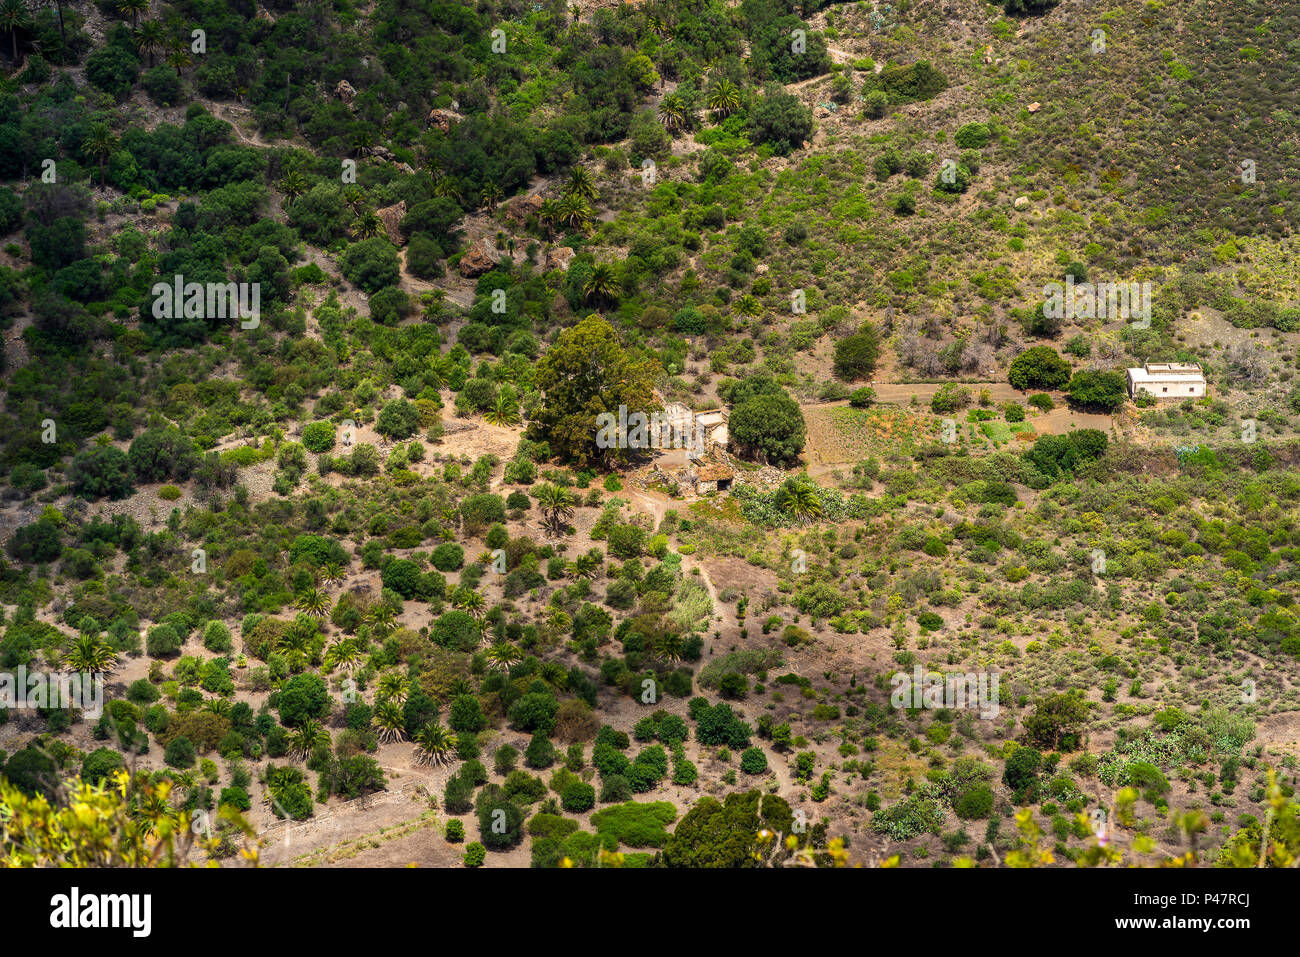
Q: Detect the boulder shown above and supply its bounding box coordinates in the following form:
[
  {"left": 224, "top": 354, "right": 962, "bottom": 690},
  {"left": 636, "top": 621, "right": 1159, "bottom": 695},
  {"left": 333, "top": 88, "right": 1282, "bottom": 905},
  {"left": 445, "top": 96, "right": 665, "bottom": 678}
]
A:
[
  {"left": 1027, "top": 101, "right": 1041, "bottom": 113},
  {"left": 459, "top": 238, "right": 501, "bottom": 277},
  {"left": 505, "top": 193, "right": 544, "bottom": 225},
  {"left": 429, "top": 108, "right": 463, "bottom": 133},
  {"left": 1014, "top": 196, "right": 1029, "bottom": 209},
  {"left": 545, "top": 245, "right": 575, "bottom": 271},
  {"left": 376, "top": 201, "right": 407, "bottom": 246},
  {"left": 335, "top": 80, "right": 357, "bottom": 104}
]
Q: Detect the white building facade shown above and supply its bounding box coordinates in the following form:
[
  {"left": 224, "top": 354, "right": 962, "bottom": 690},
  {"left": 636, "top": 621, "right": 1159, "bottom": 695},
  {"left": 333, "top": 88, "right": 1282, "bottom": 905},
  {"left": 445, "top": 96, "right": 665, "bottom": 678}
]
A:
[{"left": 1126, "top": 362, "right": 1206, "bottom": 400}]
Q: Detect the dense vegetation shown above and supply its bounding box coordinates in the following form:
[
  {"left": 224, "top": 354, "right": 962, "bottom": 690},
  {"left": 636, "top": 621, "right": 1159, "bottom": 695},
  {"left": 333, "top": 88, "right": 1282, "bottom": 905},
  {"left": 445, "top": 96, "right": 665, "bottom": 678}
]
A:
[{"left": 0, "top": 0, "right": 1297, "bottom": 871}]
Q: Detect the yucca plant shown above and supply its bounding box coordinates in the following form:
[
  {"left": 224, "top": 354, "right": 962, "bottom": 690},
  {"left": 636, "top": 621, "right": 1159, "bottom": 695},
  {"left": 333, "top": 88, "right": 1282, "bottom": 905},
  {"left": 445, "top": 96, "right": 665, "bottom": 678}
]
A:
[{"left": 413, "top": 723, "right": 456, "bottom": 766}]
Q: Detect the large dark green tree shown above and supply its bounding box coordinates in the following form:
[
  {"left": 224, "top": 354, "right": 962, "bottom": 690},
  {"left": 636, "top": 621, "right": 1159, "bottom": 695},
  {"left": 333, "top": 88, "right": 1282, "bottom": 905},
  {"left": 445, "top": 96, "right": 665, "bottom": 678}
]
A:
[{"left": 529, "top": 315, "right": 656, "bottom": 470}]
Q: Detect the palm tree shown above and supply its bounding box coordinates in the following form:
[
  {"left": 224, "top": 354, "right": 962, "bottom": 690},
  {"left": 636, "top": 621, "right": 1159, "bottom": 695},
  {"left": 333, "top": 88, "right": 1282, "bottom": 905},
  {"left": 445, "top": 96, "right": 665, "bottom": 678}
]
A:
[
  {"left": 485, "top": 642, "right": 523, "bottom": 673},
  {"left": 432, "top": 177, "right": 463, "bottom": 203},
  {"left": 479, "top": 181, "right": 503, "bottom": 210},
  {"left": 654, "top": 631, "right": 685, "bottom": 664},
  {"left": 0, "top": 0, "right": 28, "bottom": 66},
  {"left": 342, "top": 186, "right": 369, "bottom": 215},
  {"left": 376, "top": 672, "right": 408, "bottom": 704},
  {"left": 567, "top": 553, "right": 599, "bottom": 580},
  {"left": 295, "top": 588, "right": 331, "bottom": 617},
  {"left": 134, "top": 20, "right": 166, "bottom": 67},
  {"left": 351, "top": 129, "right": 375, "bottom": 157},
  {"left": 276, "top": 629, "right": 313, "bottom": 673},
  {"left": 556, "top": 194, "right": 593, "bottom": 233},
  {"left": 776, "top": 478, "right": 823, "bottom": 524},
  {"left": 658, "top": 93, "right": 687, "bottom": 133},
  {"left": 62, "top": 634, "right": 118, "bottom": 679},
  {"left": 537, "top": 198, "right": 560, "bottom": 240},
  {"left": 562, "top": 165, "right": 597, "bottom": 201},
  {"left": 707, "top": 78, "right": 741, "bottom": 118},
  {"left": 535, "top": 483, "right": 576, "bottom": 536},
  {"left": 324, "top": 637, "right": 364, "bottom": 673},
  {"left": 349, "top": 210, "right": 384, "bottom": 240},
  {"left": 546, "top": 608, "right": 573, "bottom": 635},
  {"left": 84, "top": 123, "right": 117, "bottom": 185},
  {"left": 483, "top": 392, "right": 520, "bottom": 427},
  {"left": 115, "top": 0, "right": 148, "bottom": 28},
  {"left": 374, "top": 701, "right": 407, "bottom": 744},
  {"left": 733, "top": 293, "right": 762, "bottom": 318},
  {"left": 583, "top": 262, "right": 621, "bottom": 306},
  {"left": 164, "top": 34, "right": 192, "bottom": 76},
  {"left": 288, "top": 720, "right": 329, "bottom": 760},
  {"left": 202, "top": 697, "right": 232, "bottom": 717},
  {"left": 414, "top": 722, "right": 456, "bottom": 766},
  {"left": 278, "top": 170, "right": 308, "bottom": 203}
]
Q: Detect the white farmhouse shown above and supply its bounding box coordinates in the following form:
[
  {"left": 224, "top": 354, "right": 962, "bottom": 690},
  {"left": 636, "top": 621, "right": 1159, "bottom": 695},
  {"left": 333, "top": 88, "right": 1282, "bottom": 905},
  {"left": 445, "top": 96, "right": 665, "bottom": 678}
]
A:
[{"left": 1126, "top": 362, "right": 1206, "bottom": 400}]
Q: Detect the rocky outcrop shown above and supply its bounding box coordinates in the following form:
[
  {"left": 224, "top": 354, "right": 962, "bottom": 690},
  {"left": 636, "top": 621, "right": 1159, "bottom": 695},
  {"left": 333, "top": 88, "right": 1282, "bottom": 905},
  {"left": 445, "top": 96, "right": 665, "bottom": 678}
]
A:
[
  {"left": 545, "top": 245, "right": 575, "bottom": 272},
  {"left": 505, "top": 193, "right": 543, "bottom": 225},
  {"left": 376, "top": 201, "right": 406, "bottom": 246},
  {"left": 458, "top": 238, "right": 501, "bottom": 277},
  {"left": 429, "top": 108, "right": 463, "bottom": 133},
  {"left": 335, "top": 80, "right": 357, "bottom": 104}
]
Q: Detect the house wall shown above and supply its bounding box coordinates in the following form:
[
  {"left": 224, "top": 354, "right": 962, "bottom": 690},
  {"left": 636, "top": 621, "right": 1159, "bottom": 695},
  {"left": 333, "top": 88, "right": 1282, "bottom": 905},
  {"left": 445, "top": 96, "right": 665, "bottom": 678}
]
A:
[{"left": 1131, "top": 379, "right": 1205, "bottom": 399}]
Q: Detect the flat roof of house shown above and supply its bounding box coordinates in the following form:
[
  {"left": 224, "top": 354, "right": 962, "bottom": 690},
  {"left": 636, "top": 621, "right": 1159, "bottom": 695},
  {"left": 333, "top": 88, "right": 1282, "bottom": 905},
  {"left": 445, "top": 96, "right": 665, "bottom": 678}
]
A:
[
  {"left": 1128, "top": 364, "right": 1205, "bottom": 383},
  {"left": 1144, "top": 362, "right": 1202, "bottom": 374},
  {"left": 696, "top": 465, "right": 734, "bottom": 481}
]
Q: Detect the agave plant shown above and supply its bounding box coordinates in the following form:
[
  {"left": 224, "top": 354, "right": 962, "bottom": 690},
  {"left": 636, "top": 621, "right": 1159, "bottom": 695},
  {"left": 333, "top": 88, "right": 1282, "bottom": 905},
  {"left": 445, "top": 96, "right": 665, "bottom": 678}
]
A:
[
  {"left": 295, "top": 588, "right": 331, "bottom": 617},
  {"left": 413, "top": 722, "right": 456, "bottom": 766},
  {"left": 374, "top": 700, "right": 408, "bottom": 744},
  {"left": 452, "top": 587, "right": 487, "bottom": 621},
  {"left": 321, "top": 561, "right": 346, "bottom": 585},
  {"left": 485, "top": 642, "right": 524, "bottom": 673},
  {"left": 567, "top": 553, "right": 599, "bottom": 579},
  {"left": 324, "top": 637, "right": 365, "bottom": 673}
]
